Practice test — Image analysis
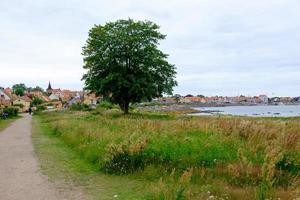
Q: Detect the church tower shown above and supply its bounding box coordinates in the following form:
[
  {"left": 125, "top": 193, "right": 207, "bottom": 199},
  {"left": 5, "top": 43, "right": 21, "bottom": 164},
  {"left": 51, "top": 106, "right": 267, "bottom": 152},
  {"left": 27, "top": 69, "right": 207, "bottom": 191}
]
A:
[{"left": 47, "top": 81, "right": 53, "bottom": 93}]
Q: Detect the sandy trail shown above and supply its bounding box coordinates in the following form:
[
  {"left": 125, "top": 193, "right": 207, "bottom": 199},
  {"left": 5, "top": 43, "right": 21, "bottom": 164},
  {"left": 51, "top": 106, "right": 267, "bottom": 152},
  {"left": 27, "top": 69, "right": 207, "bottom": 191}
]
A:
[{"left": 0, "top": 114, "right": 73, "bottom": 200}]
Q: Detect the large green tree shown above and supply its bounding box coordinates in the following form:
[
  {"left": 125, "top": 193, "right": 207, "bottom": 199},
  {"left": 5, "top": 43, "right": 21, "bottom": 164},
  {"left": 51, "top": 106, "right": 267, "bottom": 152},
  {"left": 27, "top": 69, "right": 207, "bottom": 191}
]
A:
[
  {"left": 12, "top": 83, "right": 26, "bottom": 96},
  {"left": 82, "top": 19, "right": 177, "bottom": 114}
]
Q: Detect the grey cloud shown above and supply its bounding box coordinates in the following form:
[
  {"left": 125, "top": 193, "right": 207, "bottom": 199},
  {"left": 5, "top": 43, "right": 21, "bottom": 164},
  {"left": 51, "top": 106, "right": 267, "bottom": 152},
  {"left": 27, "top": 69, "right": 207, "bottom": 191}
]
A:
[{"left": 0, "top": 0, "right": 299, "bottom": 96}]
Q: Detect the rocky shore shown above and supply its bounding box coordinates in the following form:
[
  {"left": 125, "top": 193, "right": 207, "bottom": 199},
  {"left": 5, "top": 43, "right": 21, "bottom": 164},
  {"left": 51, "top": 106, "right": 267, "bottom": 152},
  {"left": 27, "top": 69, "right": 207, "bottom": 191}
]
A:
[{"left": 136, "top": 104, "right": 200, "bottom": 114}]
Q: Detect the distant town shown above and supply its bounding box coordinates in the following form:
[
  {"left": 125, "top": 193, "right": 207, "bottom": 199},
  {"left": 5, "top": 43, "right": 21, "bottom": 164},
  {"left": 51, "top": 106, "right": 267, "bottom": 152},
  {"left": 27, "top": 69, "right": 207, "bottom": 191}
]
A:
[
  {"left": 155, "top": 94, "right": 300, "bottom": 106},
  {"left": 0, "top": 82, "right": 99, "bottom": 112},
  {"left": 1, "top": 82, "right": 300, "bottom": 112}
]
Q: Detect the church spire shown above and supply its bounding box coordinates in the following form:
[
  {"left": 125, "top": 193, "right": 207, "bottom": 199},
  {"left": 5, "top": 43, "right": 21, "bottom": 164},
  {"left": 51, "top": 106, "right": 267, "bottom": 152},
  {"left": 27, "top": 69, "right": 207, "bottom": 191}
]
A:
[{"left": 47, "top": 81, "right": 52, "bottom": 90}]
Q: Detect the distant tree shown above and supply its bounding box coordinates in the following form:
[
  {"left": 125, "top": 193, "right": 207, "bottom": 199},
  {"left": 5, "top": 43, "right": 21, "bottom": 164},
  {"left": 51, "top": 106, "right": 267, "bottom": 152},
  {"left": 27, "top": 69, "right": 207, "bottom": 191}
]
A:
[
  {"left": 82, "top": 19, "right": 177, "bottom": 114},
  {"left": 27, "top": 87, "right": 33, "bottom": 92},
  {"left": 185, "top": 94, "right": 193, "bottom": 97},
  {"left": 12, "top": 83, "right": 26, "bottom": 96},
  {"left": 197, "top": 94, "right": 205, "bottom": 98},
  {"left": 173, "top": 94, "right": 181, "bottom": 103},
  {"left": 31, "top": 97, "right": 43, "bottom": 106},
  {"left": 32, "top": 86, "right": 44, "bottom": 92}
]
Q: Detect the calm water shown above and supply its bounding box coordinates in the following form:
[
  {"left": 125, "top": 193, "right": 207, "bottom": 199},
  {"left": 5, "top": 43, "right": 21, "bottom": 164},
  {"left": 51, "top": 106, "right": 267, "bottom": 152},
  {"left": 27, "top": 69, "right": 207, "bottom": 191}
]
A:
[{"left": 193, "top": 105, "right": 300, "bottom": 117}]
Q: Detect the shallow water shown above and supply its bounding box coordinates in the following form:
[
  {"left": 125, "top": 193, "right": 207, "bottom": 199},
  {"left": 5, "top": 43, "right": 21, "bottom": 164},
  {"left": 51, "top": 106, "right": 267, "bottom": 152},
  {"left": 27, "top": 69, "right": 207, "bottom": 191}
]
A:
[{"left": 193, "top": 105, "right": 300, "bottom": 117}]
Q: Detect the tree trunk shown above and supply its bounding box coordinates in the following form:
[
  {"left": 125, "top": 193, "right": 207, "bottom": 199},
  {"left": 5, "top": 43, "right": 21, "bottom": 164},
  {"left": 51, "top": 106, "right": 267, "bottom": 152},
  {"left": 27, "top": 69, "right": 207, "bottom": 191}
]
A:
[
  {"left": 119, "top": 101, "right": 130, "bottom": 114},
  {"left": 124, "top": 102, "right": 129, "bottom": 114}
]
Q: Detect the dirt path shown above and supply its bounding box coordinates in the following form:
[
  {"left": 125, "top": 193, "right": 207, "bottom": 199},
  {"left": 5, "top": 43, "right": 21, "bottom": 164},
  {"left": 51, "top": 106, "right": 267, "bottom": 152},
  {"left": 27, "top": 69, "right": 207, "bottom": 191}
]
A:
[{"left": 0, "top": 114, "right": 81, "bottom": 200}]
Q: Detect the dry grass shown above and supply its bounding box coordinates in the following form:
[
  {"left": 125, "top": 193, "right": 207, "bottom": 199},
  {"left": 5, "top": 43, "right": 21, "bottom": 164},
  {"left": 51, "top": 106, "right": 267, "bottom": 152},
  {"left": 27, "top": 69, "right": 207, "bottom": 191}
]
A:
[{"left": 37, "top": 109, "right": 300, "bottom": 199}]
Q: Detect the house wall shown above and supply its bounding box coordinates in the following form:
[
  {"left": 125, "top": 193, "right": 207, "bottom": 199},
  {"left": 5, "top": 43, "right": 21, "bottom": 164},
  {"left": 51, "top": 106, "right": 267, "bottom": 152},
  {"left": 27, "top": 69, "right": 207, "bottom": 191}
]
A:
[{"left": 13, "top": 99, "right": 30, "bottom": 112}]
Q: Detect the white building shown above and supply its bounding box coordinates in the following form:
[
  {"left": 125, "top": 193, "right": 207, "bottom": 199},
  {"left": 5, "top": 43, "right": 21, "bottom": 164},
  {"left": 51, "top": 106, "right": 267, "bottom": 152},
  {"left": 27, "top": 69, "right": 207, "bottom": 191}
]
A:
[
  {"left": 0, "top": 89, "right": 11, "bottom": 100},
  {"left": 259, "top": 95, "right": 268, "bottom": 104},
  {"left": 49, "top": 94, "right": 60, "bottom": 101}
]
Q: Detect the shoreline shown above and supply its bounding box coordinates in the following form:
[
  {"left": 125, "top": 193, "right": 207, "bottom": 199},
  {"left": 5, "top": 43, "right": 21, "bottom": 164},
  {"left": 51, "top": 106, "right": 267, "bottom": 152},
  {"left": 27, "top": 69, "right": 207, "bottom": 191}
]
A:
[{"left": 138, "top": 103, "right": 300, "bottom": 117}]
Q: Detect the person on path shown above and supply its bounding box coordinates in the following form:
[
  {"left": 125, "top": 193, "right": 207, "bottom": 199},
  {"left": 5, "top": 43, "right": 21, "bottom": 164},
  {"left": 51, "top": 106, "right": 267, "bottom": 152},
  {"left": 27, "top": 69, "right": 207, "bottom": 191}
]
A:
[
  {"left": 28, "top": 107, "right": 32, "bottom": 115},
  {"left": 1, "top": 111, "right": 8, "bottom": 119}
]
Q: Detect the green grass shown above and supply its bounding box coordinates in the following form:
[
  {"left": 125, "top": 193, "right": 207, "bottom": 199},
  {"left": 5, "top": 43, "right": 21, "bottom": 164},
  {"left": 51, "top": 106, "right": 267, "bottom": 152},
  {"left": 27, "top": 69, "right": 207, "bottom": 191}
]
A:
[
  {"left": 32, "top": 116, "right": 149, "bottom": 200},
  {"left": 33, "top": 110, "right": 300, "bottom": 199}
]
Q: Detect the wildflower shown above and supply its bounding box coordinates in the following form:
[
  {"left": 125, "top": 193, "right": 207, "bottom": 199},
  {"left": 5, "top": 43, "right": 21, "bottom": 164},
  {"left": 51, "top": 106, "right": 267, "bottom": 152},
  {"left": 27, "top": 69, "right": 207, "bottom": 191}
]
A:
[{"left": 113, "top": 194, "right": 118, "bottom": 198}]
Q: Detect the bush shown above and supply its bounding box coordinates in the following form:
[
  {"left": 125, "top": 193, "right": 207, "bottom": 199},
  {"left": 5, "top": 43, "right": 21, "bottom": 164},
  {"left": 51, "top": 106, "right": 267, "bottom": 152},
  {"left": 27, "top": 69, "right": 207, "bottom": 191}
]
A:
[
  {"left": 31, "top": 97, "right": 43, "bottom": 106},
  {"left": 276, "top": 152, "right": 300, "bottom": 175},
  {"left": 36, "top": 105, "right": 46, "bottom": 112},
  {"left": 13, "top": 104, "right": 24, "bottom": 108},
  {"left": 103, "top": 140, "right": 148, "bottom": 174},
  {"left": 98, "top": 101, "right": 115, "bottom": 109},
  {"left": 3, "top": 107, "right": 18, "bottom": 117},
  {"left": 70, "top": 103, "right": 91, "bottom": 111}
]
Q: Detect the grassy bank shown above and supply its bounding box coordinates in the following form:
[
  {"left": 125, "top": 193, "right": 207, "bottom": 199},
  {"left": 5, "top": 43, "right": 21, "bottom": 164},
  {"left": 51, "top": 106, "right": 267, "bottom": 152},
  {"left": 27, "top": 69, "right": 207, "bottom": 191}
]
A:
[
  {"left": 34, "top": 109, "right": 300, "bottom": 199},
  {"left": 32, "top": 116, "right": 148, "bottom": 200}
]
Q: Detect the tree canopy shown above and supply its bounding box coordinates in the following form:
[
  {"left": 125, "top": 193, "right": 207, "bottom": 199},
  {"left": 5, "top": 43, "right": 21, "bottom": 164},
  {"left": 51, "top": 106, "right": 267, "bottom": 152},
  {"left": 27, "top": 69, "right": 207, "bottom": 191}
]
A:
[
  {"left": 31, "top": 96, "right": 43, "bottom": 106},
  {"left": 82, "top": 19, "right": 177, "bottom": 113},
  {"left": 28, "top": 86, "right": 44, "bottom": 93},
  {"left": 12, "top": 83, "right": 26, "bottom": 96}
]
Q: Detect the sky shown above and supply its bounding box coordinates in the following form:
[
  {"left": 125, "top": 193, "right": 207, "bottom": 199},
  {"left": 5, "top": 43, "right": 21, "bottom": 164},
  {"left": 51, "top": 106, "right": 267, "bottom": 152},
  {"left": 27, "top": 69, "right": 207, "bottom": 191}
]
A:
[{"left": 0, "top": 0, "right": 300, "bottom": 97}]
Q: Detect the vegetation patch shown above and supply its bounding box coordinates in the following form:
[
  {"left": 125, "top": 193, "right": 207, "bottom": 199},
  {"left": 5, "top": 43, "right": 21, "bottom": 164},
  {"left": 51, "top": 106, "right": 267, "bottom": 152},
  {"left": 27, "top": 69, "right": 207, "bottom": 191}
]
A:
[
  {"left": 35, "top": 110, "right": 300, "bottom": 199},
  {"left": 32, "top": 116, "right": 148, "bottom": 200}
]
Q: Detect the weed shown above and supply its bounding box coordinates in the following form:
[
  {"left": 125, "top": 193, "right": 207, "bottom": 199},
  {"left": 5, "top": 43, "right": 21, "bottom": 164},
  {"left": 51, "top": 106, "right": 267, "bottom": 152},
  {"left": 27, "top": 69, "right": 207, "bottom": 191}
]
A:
[{"left": 36, "top": 110, "right": 300, "bottom": 199}]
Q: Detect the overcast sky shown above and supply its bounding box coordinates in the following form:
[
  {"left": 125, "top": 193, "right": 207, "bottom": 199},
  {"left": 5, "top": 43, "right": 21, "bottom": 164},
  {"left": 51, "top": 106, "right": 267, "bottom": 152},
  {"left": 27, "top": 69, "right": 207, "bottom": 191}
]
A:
[{"left": 1, "top": 0, "right": 300, "bottom": 96}]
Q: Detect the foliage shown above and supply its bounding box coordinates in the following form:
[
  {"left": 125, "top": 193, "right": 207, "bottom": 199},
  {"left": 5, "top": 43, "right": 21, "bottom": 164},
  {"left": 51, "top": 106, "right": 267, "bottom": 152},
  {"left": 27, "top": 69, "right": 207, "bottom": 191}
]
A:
[
  {"left": 12, "top": 83, "right": 26, "bottom": 96},
  {"left": 38, "top": 111, "right": 300, "bottom": 199},
  {"left": 173, "top": 94, "right": 181, "bottom": 103},
  {"left": 70, "top": 103, "right": 91, "bottom": 111},
  {"left": 31, "top": 97, "right": 44, "bottom": 106},
  {"left": 34, "top": 105, "right": 46, "bottom": 114},
  {"left": 28, "top": 86, "right": 44, "bottom": 92},
  {"left": 13, "top": 103, "right": 24, "bottom": 108},
  {"left": 82, "top": 19, "right": 177, "bottom": 114},
  {"left": 2, "top": 107, "right": 18, "bottom": 117},
  {"left": 103, "top": 139, "right": 148, "bottom": 174},
  {"left": 276, "top": 152, "right": 300, "bottom": 175},
  {"left": 32, "top": 117, "right": 147, "bottom": 200},
  {"left": 98, "top": 101, "right": 116, "bottom": 109},
  {"left": 147, "top": 168, "right": 194, "bottom": 200}
]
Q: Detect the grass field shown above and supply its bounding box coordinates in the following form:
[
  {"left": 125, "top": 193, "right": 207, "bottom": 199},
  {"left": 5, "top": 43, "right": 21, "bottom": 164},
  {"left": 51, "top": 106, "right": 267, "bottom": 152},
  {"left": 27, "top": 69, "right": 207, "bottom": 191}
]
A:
[{"left": 33, "top": 108, "right": 300, "bottom": 200}]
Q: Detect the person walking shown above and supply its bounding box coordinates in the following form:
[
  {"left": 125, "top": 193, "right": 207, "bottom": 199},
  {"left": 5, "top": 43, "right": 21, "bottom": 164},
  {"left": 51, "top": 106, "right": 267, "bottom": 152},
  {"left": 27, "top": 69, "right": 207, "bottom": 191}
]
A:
[{"left": 28, "top": 107, "right": 32, "bottom": 115}]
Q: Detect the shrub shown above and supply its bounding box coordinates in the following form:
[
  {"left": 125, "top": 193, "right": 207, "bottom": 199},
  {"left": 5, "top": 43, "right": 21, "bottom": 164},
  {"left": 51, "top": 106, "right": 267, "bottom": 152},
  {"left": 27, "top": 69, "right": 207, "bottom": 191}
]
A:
[
  {"left": 31, "top": 97, "right": 43, "bottom": 106},
  {"left": 103, "top": 139, "right": 148, "bottom": 174},
  {"left": 276, "top": 152, "right": 300, "bottom": 175},
  {"left": 70, "top": 103, "right": 91, "bottom": 111},
  {"left": 36, "top": 105, "right": 46, "bottom": 111},
  {"left": 3, "top": 107, "right": 18, "bottom": 117},
  {"left": 98, "top": 101, "right": 115, "bottom": 109},
  {"left": 13, "top": 104, "right": 24, "bottom": 108}
]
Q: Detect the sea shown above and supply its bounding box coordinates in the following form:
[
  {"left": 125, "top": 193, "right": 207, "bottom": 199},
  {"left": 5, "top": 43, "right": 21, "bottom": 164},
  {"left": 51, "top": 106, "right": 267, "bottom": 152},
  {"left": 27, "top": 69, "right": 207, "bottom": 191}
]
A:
[{"left": 193, "top": 105, "right": 300, "bottom": 117}]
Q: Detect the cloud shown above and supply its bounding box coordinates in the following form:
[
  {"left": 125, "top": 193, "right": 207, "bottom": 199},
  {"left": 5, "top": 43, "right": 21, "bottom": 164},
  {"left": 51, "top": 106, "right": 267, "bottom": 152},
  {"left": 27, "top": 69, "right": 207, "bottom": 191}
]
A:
[{"left": 0, "top": 0, "right": 299, "bottom": 96}]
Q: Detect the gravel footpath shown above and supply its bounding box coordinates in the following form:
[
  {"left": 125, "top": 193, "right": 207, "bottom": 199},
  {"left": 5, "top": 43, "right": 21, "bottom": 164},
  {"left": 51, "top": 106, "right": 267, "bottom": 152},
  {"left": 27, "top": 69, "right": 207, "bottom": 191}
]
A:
[{"left": 0, "top": 114, "right": 86, "bottom": 200}]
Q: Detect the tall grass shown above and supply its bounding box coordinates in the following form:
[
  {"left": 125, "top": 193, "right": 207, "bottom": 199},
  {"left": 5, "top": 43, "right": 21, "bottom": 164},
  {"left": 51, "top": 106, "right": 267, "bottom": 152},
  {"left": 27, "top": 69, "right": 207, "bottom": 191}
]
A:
[{"left": 37, "top": 110, "right": 300, "bottom": 199}]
